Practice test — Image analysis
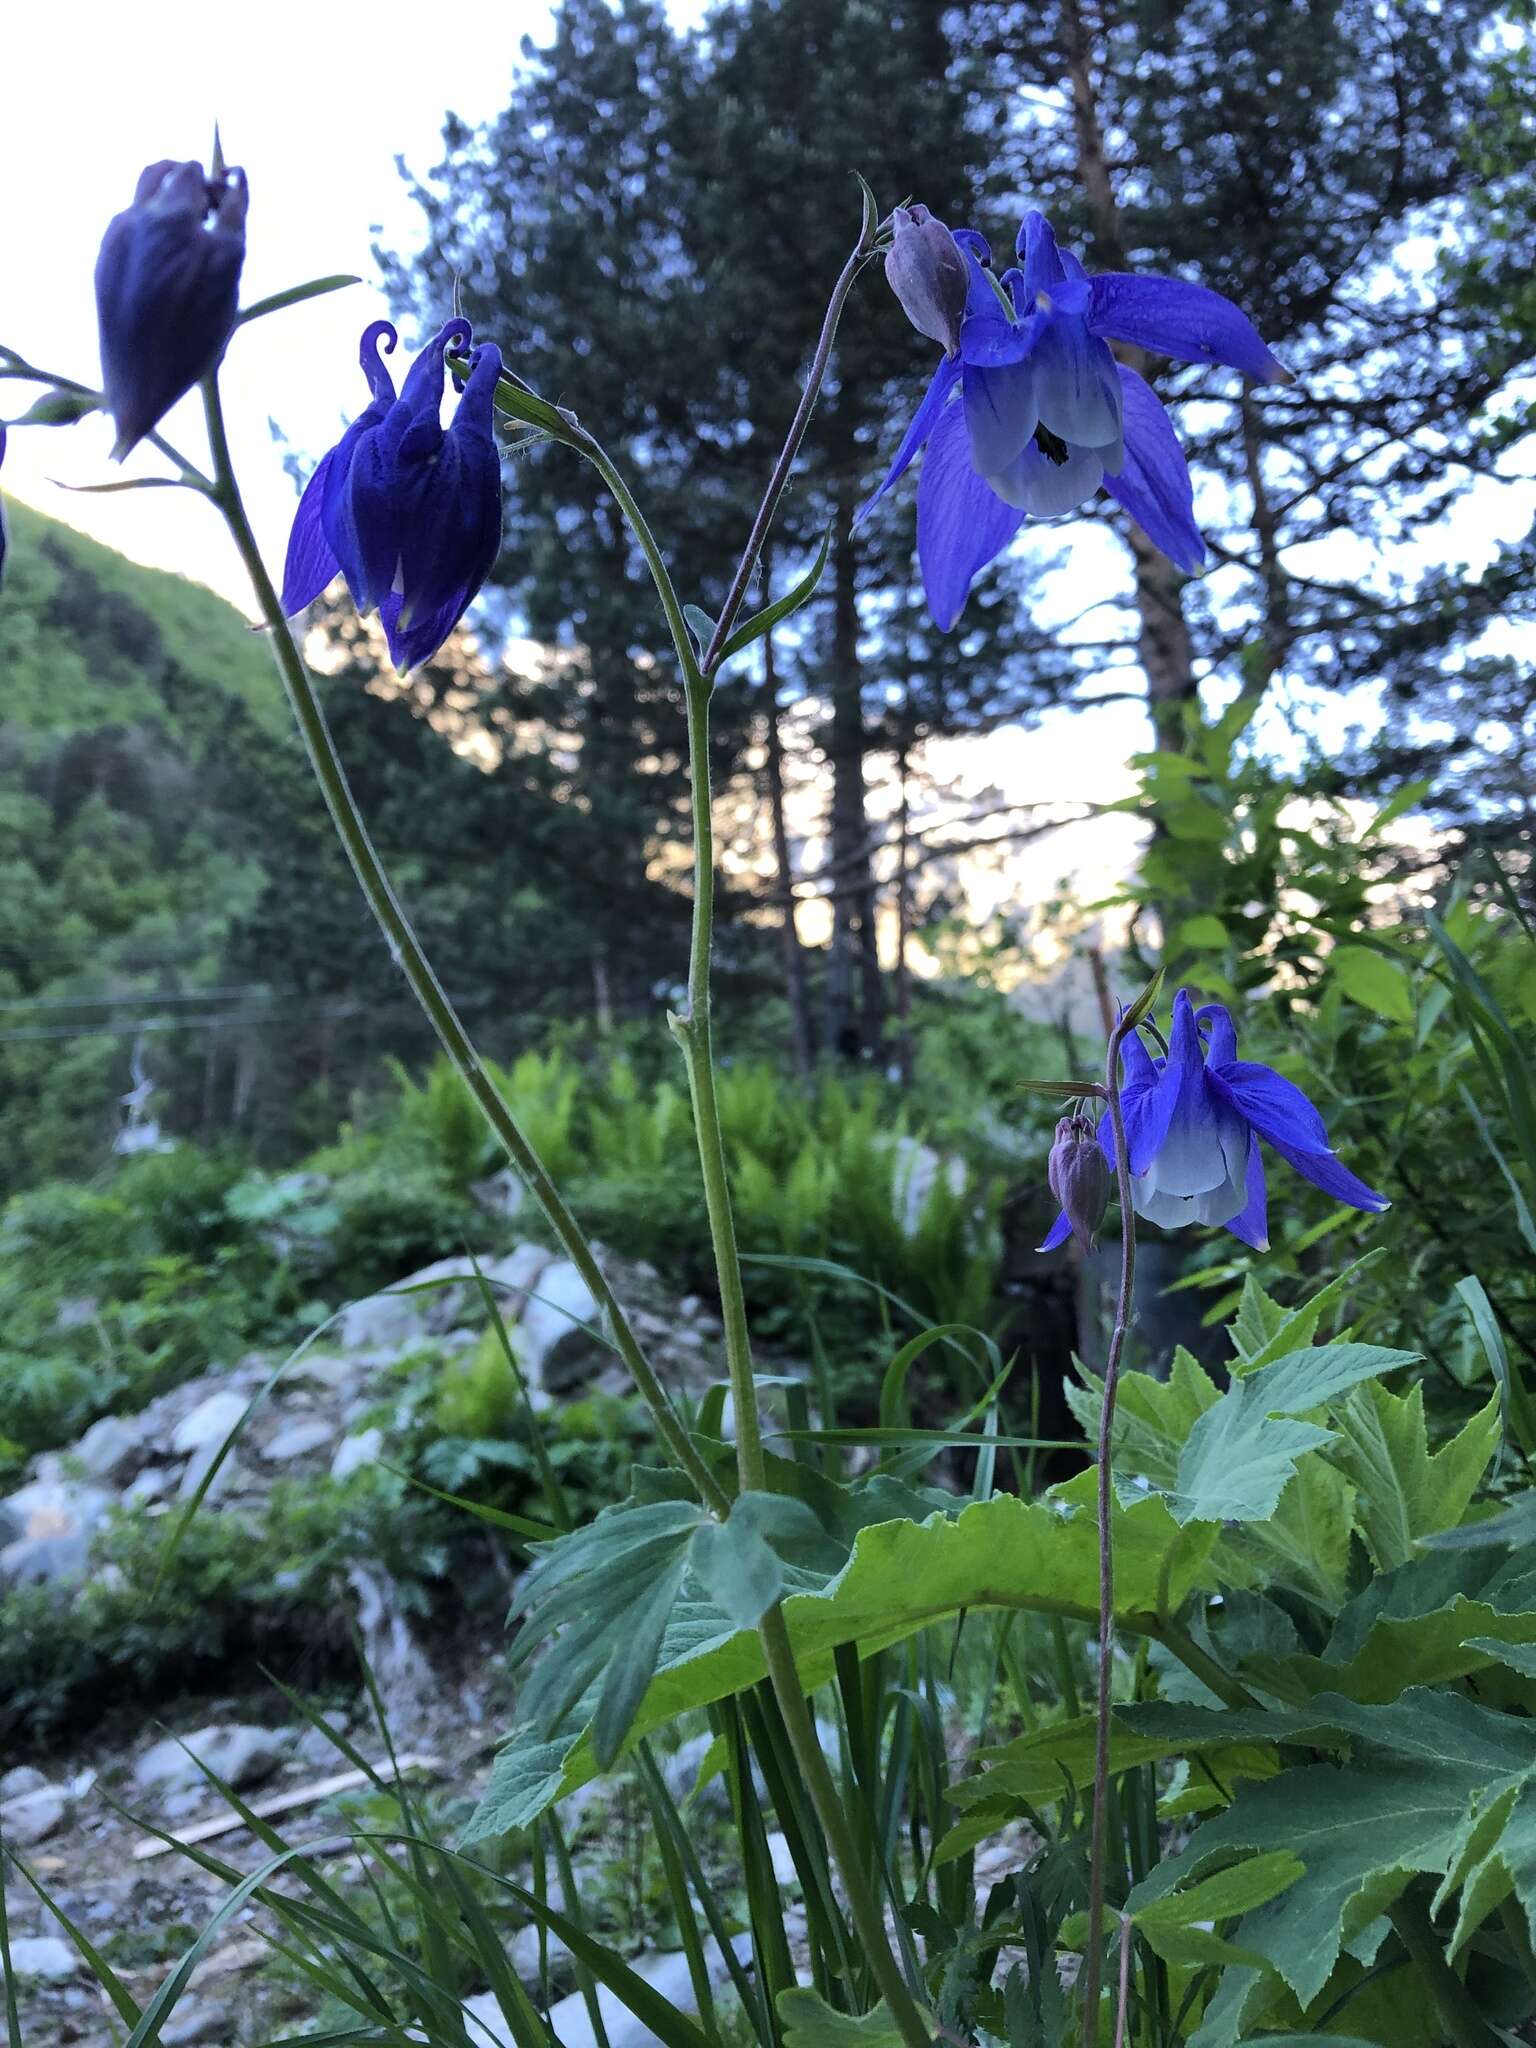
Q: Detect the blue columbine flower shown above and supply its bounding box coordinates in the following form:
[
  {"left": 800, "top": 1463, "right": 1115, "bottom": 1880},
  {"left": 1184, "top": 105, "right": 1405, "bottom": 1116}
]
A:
[
  {"left": 95, "top": 158, "right": 248, "bottom": 461},
  {"left": 866, "top": 209, "right": 1291, "bottom": 630},
  {"left": 1040, "top": 990, "right": 1388, "bottom": 1254},
  {"left": 281, "top": 318, "right": 504, "bottom": 674}
]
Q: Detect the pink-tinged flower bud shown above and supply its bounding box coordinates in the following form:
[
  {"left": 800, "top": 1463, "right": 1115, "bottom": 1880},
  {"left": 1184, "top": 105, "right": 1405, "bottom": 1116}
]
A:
[
  {"left": 1047, "top": 1114, "right": 1110, "bottom": 1252},
  {"left": 885, "top": 204, "right": 969, "bottom": 357}
]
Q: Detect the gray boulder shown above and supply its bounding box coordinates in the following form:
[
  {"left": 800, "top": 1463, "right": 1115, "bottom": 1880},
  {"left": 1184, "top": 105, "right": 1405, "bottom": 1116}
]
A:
[
  {"left": 134, "top": 1723, "right": 291, "bottom": 1800},
  {"left": 260, "top": 1418, "right": 335, "bottom": 1464},
  {"left": 0, "top": 1478, "right": 114, "bottom": 1588},
  {"left": 71, "top": 1412, "right": 149, "bottom": 1482},
  {"left": 7, "top": 1936, "right": 76, "bottom": 1981},
  {"left": 465, "top": 1937, "right": 749, "bottom": 2048},
  {"left": 0, "top": 1782, "right": 70, "bottom": 1846},
  {"left": 330, "top": 1427, "right": 384, "bottom": 1482},
  {"left": 171, "top": 1390, "right": 249, "bottom": 1459},
  {"left": 515, "top": 1259, "right": 602, "bottom": 1395},
  {"left": 337, "top": 1288, "right": 431, "bottom": 1356}
]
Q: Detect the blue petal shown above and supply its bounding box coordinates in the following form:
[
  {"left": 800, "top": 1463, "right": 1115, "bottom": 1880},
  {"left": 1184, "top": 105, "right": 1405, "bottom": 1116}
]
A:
[
  {"left": 280, "top": 447, "right": 340, "bottom": 614},
  {"left": 963, "top": 359, "right": 1037, "bottom": 477},
  {"left": 1032, "top": 314, "right": 1123, "bottom": 454},
  {"left": 1140, "top": 990, "right": 1246, "bottom": 1197},
  {"left": 1016, "top": 211, "right": 1067, "bottom": 295},
  {"left": 1101, "top": 365, "right": 1205, "bottom": 575},
  {"left": 1267, "top": 1138, "right": 1390, "bottom": 1216},
  {"left": 1209, "top": 1059, "right": 1331, "bottom": 1154},
  {"left": 985, "top": 436, "right": 1103, "bottom": 515},
  {"left": 1195, "top": 1002, "right": 1238, "bottom": 1067},
  {"left": 916, "top": 397, "right": 1026, "bottom": 631},
  {"left": 391, "top": 343, "right": 504, "bottom": 639},
  {"left": 1225, "top": 1135, "right": 1270, "bottom": 1251},
  {"left": 328, "top": 425, "right": 406, "bottom": 614},
  {"left": 380, "top": 588, "right": 469, "bottom": 674},
  {"left": 958, "top": 302, "right": 1035, "bottom": 368},
  {"left": 1111, "top": 1028, "right": 1179, "bottom": 1178},
  {"left": 1037, "top": 1210, "right": 1073, "bottom": 1254},
  {"left": 1087, "top": 274, "right": 1292, "bottom": 385},
  {"left": 855, "top": 353, "right": 961, "bottom": 529}
]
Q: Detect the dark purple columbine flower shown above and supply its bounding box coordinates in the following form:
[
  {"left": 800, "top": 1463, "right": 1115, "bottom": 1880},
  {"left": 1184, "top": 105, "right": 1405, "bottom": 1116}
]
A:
[
  {"left": 1040, "top": 989, "right": 1388, "bottom": 1254},
  {"left": 95, "top": 158, "right": 248, "bottom": 461},
  {"left": 281, "top": 318, "right": 504, "bottom": 674},
  {"left": 863, "top": 209, "right": 1291, "bottom": 631}
]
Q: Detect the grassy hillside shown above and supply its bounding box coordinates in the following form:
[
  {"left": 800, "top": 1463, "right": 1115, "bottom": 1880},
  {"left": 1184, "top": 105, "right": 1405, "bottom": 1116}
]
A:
[{"left": 0, "top": 501, "right": 288, "bottom": 1189}]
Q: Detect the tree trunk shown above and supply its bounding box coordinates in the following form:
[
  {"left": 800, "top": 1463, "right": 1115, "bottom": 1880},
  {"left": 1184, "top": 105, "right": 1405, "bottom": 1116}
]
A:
[
  {"left": 824, "top": 484, "right": 884, "bottom": 1061},
  {"left": 760, "top": 574, "right": 814, "bottom": 1076},
  {"left": 1059, "top": 0, "right": 1199, "bottom": 757}
]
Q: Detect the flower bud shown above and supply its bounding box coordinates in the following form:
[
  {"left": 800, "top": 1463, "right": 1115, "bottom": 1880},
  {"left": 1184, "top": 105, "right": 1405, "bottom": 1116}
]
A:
[
  {"left": 1047, "top": 1114, "right": 1110, "bottom": 1252},
  {"left": 884, "top": 204, "right": 969, "bottom": 357},
  {"left": 95, "top": 157, "right": 248, "bottom": 460}
]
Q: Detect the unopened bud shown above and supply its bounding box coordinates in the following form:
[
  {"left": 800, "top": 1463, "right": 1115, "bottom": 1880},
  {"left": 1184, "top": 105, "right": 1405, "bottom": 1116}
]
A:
[
  {"left": 1048, "top": 1114, "right": 1110, "bottom": 1252},
  {"left": 885, "top": 204, "right": 969, "bottom": 357}
]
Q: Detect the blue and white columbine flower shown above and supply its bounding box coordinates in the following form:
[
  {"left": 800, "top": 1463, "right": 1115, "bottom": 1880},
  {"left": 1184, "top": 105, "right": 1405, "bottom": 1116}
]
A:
[
  {"left": 282, "top": 317, "right": 504, "bottom": 674},
  {"left": 865, "top": 209, "right": 1291, "bottom": 630},
  {"left": 1041, "top": 990, "right": 1389, "bottom": 1254},
  {"left": 95, "top": 158, "right": 248, "bottom": 461}
]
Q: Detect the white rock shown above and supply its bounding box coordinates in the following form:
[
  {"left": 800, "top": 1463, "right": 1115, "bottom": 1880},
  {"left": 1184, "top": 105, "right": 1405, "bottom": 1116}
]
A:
[
  {"left": 285, "top": 1352, "right": 355, "bottom": 1391},
  {"left": 159, "top": 1997, "right": 232, "bottom": 2045},
  {"left": 486, "top": 1241, "right": 556, "bottom": 1297},
  {"left": 0, "top": 1478, "right": 114, "bottom": 1587},
  {"left": 0, "top": 1784, "right": 70, "bottom": 1845},
  {"left": 337, "top": 1290, "right": 430, "bottom": 1355},
  {"left": 71, "top": 1412, "right": 147, "bottom": 1481},
  {"left": 514, "top": 1259, "right": 601, "bottom": 1394},
  {"left": 465, "top": 1937, "right": 748, "bottom": 2048},
  {"left": 171, "top": 1391, "right": 249, "bottom": 1458},
  {"left": 260, "top": 1419, "right": 335, "bottom": 1463},
  {"left": 8, "top": 1936, "right": 75, "bottom": 1981},
  {"left": 0, "top": 1766, "right": 47, "bottom": 1800},
  {"left": 134, "top": 1724, "right": 290, "bottom": 1798},
  {"left": 175, "top": 1442, "right": 244, "bottom": 1503},
  {"left": 330, "top": 1427, "right": 384, "bottom": 1482},
  {"left": 125, "top": 1466, "right": 174, "bottom": 1506},
  {"left": 767, "top": 1830, "right": 798, "bottom": 1887}
]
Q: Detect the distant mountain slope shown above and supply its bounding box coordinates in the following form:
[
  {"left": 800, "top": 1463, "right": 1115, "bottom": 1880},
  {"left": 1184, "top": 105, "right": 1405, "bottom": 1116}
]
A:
[{"left": 0, "top": 499, "right": 284, "bottom": 735}]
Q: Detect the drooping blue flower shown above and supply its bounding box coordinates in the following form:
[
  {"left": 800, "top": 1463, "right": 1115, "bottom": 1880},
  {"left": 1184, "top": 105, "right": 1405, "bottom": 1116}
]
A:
[
  {"left": 1040, "top": 990, "right": 1388, "bottom": 1254},
  {"left": 282, "top": 318, "right": 505, "bottom": 674},
  {"left": 95, "top": 159, "right": 247, "bottom": 461},
  {"left": 865, "top": 210, "right": 1291, "bottom": 630}
]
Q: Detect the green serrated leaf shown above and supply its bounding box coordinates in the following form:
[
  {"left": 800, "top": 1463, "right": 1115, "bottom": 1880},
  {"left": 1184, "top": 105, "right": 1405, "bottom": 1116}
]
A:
[
  {"left": 1331, "top": 1382, "right": 1500, "bottom": 1570},
  {"left": 466, "top": 1485, "right": 1218, "bottom": 1838},
  {"left": 1171, "top": 1345, "right": 1414, "bottom": 1526},
  {"left": 1230, "top": 1252, "right": 1388, "bottom": 1374}
]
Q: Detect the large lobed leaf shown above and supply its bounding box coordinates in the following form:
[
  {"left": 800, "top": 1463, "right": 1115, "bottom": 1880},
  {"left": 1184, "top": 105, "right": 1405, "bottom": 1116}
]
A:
[{"left": 465, "top": 1483, "right": 1217, "bottom": 1842}]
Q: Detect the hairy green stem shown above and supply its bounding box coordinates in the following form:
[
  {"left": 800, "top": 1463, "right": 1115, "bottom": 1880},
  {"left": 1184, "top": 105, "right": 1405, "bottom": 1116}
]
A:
[
  {"left": 1082, "top": 1011, "right": 1141, "bottom": 2048},
  {"left": 199, "top": 372, "right": 728, "bottom": 1519},
  {"left": 1387, "top": 1894, "right": 1501, "bottom": 2048}
]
